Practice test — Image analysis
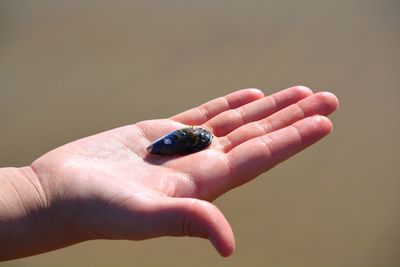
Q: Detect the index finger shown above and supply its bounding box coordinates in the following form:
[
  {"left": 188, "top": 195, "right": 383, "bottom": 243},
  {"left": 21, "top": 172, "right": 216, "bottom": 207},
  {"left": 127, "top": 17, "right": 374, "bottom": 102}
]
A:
[
  {"left": 225, "top": 115, "right": 334, "bottom": 190},
  {"left": 171, "top": 88, "right": 264, "bottom": 125}
]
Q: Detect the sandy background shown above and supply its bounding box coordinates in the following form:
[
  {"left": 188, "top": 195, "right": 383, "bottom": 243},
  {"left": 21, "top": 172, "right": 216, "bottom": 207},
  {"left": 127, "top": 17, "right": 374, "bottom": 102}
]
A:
[{"left": 1, "top": 0, "right": 399, "bottom": 266}]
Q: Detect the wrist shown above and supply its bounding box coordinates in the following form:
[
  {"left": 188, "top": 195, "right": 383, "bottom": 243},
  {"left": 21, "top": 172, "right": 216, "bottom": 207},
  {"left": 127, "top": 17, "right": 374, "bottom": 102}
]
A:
[
  {"left": 0, "top": 166, "right": 84, "bottom": 260},
  {"left": 1, "top": 166, "right": 48, "bottom": 211}
]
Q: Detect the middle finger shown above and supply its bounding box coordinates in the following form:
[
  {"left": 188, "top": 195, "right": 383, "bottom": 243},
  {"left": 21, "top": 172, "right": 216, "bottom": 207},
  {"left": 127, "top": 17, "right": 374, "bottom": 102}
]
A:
[{"left": 220, "top": 92, "right": 339, "bottom": 152}]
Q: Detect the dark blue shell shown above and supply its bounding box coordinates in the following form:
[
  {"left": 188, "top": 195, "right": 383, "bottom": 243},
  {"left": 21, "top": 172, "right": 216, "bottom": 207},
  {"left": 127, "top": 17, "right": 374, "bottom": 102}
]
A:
[{"left": 146, "top": 127, "right": 213, "bottom": 155}]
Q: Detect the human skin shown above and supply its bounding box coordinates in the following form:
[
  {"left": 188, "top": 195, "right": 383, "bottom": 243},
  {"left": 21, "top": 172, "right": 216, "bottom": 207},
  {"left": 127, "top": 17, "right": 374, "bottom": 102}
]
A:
[{"left": 0, "top": 86, "right": 339, "bottom": 261}]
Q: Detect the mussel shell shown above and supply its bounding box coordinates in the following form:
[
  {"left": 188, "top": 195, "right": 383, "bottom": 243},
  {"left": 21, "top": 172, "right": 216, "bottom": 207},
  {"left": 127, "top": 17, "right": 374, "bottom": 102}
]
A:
[{"left": 146, "top": 127, "right": 213, "bottom": 155}]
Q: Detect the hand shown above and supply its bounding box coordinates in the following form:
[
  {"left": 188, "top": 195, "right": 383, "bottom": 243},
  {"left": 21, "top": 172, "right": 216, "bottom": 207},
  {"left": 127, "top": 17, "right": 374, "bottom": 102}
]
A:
[{"left": 9, "top": 86, "right": 339, "bottom": 259}]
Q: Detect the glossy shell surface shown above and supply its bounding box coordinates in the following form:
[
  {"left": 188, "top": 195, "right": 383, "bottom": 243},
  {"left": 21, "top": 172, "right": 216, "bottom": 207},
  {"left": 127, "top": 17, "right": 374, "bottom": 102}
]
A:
[{"left": 146, "top": 127, "right": 213, "bottom": 155}]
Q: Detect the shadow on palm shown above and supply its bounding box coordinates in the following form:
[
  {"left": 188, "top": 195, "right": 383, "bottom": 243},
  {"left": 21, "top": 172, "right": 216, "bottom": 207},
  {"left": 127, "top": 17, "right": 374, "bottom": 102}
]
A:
[{"left": 136, "top": 119, "right": 230, "bottom": 200}]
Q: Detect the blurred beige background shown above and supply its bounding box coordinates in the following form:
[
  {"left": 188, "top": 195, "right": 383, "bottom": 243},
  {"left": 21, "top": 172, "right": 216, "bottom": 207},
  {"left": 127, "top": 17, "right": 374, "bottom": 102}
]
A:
[{"left": 1, "top": 0, "right": 399, "bottom": 266}]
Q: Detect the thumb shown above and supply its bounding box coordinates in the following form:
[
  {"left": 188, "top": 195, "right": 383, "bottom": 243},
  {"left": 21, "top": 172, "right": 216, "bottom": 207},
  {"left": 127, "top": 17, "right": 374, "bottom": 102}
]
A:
[{"left": 151, "top": 197, "right": 235, "bottom": 257}]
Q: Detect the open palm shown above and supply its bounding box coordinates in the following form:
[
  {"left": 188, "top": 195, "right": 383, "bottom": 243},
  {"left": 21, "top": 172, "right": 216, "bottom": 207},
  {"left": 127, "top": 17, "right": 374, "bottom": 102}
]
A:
[{"left": 31, "top": 86, "right": 338, "bottom": 256}]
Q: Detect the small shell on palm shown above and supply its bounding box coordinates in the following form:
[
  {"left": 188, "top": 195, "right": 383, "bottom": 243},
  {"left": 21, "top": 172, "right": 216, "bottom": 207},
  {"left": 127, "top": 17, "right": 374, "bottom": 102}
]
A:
[{"left": 146, "top": 127, "right": 213, "bottom": 155}]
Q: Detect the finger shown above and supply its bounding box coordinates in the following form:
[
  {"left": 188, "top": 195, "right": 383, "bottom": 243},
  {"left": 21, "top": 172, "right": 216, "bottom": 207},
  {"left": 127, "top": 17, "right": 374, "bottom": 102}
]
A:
[
  {"left": 204, "top": 86, "right": 313, "bottom": 137},
  {"left": 171, "top": 88, "right": 264, "bottom": 125},
  {"left": 221, "top": 92, "right": 339, "bottom": 151},
  {"left": 153, "top": 198, "right": 235, "bottom": 257},
  {"left": 226, "top": 115, "right": 333, "bottom": 189}
]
